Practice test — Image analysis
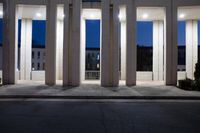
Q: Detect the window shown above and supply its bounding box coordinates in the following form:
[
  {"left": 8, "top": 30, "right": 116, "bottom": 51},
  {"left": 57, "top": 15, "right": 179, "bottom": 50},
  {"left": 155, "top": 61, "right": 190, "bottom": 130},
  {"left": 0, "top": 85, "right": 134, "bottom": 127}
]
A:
[
  {"left": 32, "top": 63, "right": 35, "bottom": 70},
  {"left": 37, "top": 63, "right": 40, "bottom": 70},
  {"left": 38, "top": 51, "right": 40, "bottom": 59},
  {"left": 32, "top": 51, "right": 34, "bottom": 59},
  {"left": 92, "top": 53, "right": 95, "bottom": 58},
  {"left": 97, "top": 53, "right": 100, "bottom": 60}
]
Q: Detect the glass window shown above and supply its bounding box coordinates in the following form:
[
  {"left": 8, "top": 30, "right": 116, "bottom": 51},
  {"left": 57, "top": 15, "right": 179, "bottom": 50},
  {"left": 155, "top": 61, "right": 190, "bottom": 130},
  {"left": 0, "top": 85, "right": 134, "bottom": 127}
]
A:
[
  {"left": 38, "top": 51, "right": 40, "bottom": 59},
  {"left": 37, "top": 63, "right": 40, "bottom": 70},
  {"left": 32, "top": 51, "right": 35, "bottom": 59}
]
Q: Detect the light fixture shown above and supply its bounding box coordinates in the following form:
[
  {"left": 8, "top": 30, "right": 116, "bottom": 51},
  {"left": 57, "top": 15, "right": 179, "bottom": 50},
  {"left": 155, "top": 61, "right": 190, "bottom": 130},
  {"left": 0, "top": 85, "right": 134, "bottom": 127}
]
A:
[
  {"left": 0, "top": 11, "right": 3, "bottom": 16},
  {"left": 179, "top": 13, "right": 185, "bottom": 19},
  {"left": 90, "top": 13, "right": 95, "bottom": 19},
  {"left": 142, "top": 13, "right": 149, "bottom": 19},
  {"left": 36, "top": 12, "right": 42, "bottom": 18}
]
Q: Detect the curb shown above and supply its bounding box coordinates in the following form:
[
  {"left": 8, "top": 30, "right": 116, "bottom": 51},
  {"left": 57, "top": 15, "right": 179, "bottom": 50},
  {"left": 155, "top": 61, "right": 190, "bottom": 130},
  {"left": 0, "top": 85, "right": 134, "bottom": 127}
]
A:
[{"left": 0, "top": 95, "right": 200, "bottom": 100}]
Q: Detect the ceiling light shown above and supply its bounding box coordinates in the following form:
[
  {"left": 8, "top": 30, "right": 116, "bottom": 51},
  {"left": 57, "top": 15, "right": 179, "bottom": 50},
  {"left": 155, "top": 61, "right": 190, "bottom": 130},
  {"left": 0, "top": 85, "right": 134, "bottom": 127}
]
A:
[
  {"left": 179, "top": 13, "right": 185, "bottom": 19},
  {"left": 90, "top": 13, "right": 95, "bottom": 19},
  {"left": 36, "top": 13, "right": 42, "bottom": 18},
  {"left": 142, "top": 13, "right": 149, "bottom": 19}
]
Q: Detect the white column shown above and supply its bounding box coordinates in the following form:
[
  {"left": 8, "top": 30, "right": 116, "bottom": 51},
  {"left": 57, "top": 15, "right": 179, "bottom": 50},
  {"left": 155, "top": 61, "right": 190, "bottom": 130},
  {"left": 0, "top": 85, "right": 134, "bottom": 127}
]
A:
[
  {"left": 120, "top": 21, "right": 126, "bottom": 80},
  {"left": 63, "top": 0, "right": 81, "bottom": 86},
  {"left": 2, "top": 0, "right": 18, "bottom": 84},
  {"left": 101, "top": 0, "right": 119, "bottom": 87},
  {"left": 153, "top": 20, "right": 164, "bottom": 81},
  {"left": 45, "top": 0, "right": 57, "bottom": 85},
  {"left": 186, "top": 20, "right": 198, "bottom": 79},
  {"left": 80, "top": 17, "right": 86, "bottom": 82},
  {"left": 56, "top": 19, "right": 63, "bottom": 80},
  {"left": 126, "top": 0, "right": 136, "bottom": 86},
  {"left": 20, "top": 19, "right": 32, "bottom": 80}
]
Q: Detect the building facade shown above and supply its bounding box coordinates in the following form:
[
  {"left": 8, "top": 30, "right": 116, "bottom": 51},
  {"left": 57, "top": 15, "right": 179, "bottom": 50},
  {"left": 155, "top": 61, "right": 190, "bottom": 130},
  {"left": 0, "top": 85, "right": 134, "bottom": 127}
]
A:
[{"left": 1, "top": 0, "right": 200, "bottom": 87}]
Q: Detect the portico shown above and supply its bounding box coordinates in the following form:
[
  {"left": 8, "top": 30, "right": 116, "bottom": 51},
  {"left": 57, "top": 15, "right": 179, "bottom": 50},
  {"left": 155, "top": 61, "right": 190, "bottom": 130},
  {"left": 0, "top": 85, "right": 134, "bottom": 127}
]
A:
[{"left": 1, "top": 0, "right": 200, "bottom": 87}]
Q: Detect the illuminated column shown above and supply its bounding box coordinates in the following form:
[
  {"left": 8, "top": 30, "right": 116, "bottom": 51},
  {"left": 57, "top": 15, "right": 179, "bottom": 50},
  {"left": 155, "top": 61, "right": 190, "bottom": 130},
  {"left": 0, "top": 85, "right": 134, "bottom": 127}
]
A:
[
  {"left": 101, "top": 0, "right": 120, "bottom": 87},
  {"left": 45, "top": 0, "right": 57, "bottom": 85},
  {"left": 2, "top": 0, "right": 18, "bottom": 84},
  {"left": 80, "top": 17, "right": 86, "bottom": 82},
  {"left": 63, "top": 0, "right": 81, "bottom": 86},
  {"left": 120, "top": 21, "right": 126, "bottom": 80},
  {"left": 56, "top": 19, "right": 63, "bottom": 80},
  {"left": 153, "top": 20, "right": 164, "bottom": 81},
  {"left": 20, "top": 19, "right": 32, "bottom": 80},
  {"left": 186, "top": 20, "right": 198, "bottom": 79},
  {"left": 126, "top": 0, "right": 136, "bottom": 86}
]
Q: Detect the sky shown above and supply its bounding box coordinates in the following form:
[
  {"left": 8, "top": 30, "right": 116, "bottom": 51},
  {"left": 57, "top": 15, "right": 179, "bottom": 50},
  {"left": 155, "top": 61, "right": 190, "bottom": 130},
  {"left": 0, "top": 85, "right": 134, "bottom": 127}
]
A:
[
  {"left": 0, "top": 19, "right": 199, "bottom": 47},
  {"left": 178, "top": 21, "right": 186, "bottom": 45}
]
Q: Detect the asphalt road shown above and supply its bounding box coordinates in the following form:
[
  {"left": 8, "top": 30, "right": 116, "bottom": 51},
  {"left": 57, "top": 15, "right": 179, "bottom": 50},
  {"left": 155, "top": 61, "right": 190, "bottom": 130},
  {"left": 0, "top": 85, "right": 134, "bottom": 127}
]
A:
[{"left": 0, "top": 99, "right": 200, "bottom": 133}]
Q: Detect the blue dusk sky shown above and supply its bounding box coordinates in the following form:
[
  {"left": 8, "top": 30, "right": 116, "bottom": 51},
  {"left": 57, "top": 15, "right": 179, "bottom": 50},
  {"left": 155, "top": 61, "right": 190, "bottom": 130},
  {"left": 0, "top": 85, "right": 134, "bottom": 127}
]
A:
[{"left": 0, "top": 19, "right": 199, "bottom": 47}]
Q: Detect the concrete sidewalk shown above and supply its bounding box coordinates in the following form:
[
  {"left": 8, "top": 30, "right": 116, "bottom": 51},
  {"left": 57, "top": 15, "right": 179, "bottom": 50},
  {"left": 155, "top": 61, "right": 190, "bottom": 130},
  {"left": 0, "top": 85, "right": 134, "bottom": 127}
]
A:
[{"left": 0, "top": 82, "right": 200, "bottom": 99}]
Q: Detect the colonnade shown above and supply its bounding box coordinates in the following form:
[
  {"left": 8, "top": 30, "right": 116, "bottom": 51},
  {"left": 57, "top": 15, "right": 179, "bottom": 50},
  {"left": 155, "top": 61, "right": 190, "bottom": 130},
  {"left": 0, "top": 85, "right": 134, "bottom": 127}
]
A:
[{"left": 2, "top": 0, "right": 200, "bottom": 87}]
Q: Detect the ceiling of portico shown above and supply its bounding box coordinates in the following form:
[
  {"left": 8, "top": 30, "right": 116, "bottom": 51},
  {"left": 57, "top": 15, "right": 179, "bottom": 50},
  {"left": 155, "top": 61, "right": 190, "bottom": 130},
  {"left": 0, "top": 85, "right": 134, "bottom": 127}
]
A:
[
  {"left": 178, "top": 6, "right": 200, "bottom": 20},
  {"left": 137, "top": 7, "right": 165, "bottom": 21},
  {"left": 0, "top": 4, "right": 200, "bottom": 21},
  {"left": 0, "top": 4, "right": 64, "bottom": 20},
  {"left": 82, "top": 9, "right": 101, "bottom": 20},
  {"left": 17, "top": 5, "right": 46, "bottom": 20}
]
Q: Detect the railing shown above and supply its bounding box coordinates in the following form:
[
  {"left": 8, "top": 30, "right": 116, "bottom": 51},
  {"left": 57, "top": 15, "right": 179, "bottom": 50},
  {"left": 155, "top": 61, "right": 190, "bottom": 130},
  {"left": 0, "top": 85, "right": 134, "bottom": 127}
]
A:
[{"left": 85, "top": 70, "right": 100, "bottom": 80}]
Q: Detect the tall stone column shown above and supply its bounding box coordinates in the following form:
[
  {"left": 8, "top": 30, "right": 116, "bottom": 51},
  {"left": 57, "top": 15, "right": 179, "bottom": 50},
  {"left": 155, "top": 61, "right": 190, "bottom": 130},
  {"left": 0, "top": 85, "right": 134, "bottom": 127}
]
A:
[
  {"left": 20, "top": 19, "right": 32, "bottom": 80},
  {"left": 2, "top": 0, "right": 18, "bottom": 84},
  {"left": 166, "top": 4, "right": 177, "bottom": 85},
  {"left": 186, "top": 20, "right": 198, "bottom": 79},
  {"left": 101, "top": 0, "right": 120, "bottom": 87},
  {"left": 63, "top": 0, "right": 81, "bottom": 86},
  {"left": 126, "top": 0, "right": 136, "bottom": 86},
  {"left": 80, "top": 17, "right": 86, "bottom": 82},
  {"left": 153, "top": 20, "right": 164, "bottom": 81},
  {"left": 45, "top": 0, "right": 57, "bottom": 85},
  {"left": 56, "top": 19, "right": 64, "bottom": 80},
  {"left": 120, "top": 21, "right": 126, "bottom": 80}
]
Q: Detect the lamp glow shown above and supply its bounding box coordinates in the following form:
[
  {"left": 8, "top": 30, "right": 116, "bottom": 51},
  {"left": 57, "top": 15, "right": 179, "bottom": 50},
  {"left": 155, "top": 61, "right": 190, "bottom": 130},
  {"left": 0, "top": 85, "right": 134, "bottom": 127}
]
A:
[
  {"left": 142, "top": 13, "right": 149, "bottom": 19},
  {"left": 179, "top": 13, "right": 185, "bottom": 19},
  {"left": 90, "top": 13, "right": 95, "bottom": 19},
  {"left": 36, "top": 13, "right": 42, "bottom": 18}
]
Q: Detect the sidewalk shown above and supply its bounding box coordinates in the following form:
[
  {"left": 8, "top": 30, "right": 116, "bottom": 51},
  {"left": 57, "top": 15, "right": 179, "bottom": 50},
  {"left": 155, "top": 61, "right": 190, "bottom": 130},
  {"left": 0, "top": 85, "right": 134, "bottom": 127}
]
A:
[{"left": 0, "top": 82, "right": 200, "bottom": 99}]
